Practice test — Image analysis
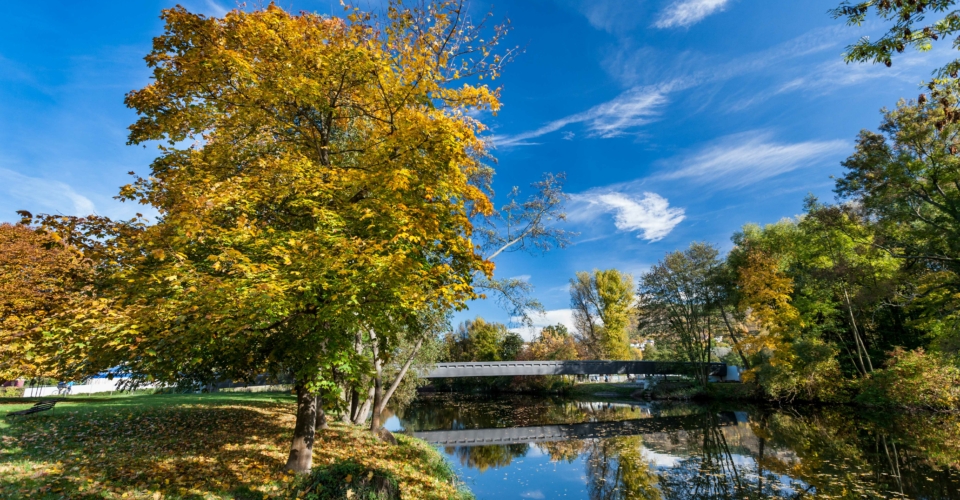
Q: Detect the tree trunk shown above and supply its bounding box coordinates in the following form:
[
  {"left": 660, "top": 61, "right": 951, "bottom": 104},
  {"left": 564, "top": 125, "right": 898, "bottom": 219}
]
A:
[
  {"left": 376, "top": 336, "right": 424, "bottom": 416},
  {"left": 842, "top": 286, "right": 873, "bottom": 372},
  {"left": 348, "top": 388, "right": 360, "bottom": 422},
  {"left": 285, "top": 385, "right": 317, "bottom": 474},
  {"left": 316, "top": 389, "right": 328, "bottom": 431},
  {"left": 717, "top": 302, "right": 751, "bottom": 368},
  {"left": 368, "top": 328, "right": 385, "bottom": 432},
  {"left": 371, "top": 373, "right": 383, "bottom": 431},
  {"left": 352, "top": 386, "right": 374, "bottom": 425}
]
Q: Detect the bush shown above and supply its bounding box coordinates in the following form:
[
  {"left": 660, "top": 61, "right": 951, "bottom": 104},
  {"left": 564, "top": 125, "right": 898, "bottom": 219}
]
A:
[
  {"left": 0, "top": 386, "right": 24, "bottom": 397},
  {"left": 856, "top": 348, "right": 960, "bottom": 411},
  {"left": 751, "top": 337, "right": 849, "bottom": 403},
  {"left": 292, "top": 461, "right": 400, "bottom": 500}
]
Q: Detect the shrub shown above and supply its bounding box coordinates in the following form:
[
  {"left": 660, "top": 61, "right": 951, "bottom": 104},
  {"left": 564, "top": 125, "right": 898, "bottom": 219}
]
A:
[
  {"left": 856, "top": 348, "right": 960, "bottom": 411},
  {"left": 292, "top": 461, "right": 400, "bottom": 500},
  {"left": 0, "top": 386, "right": 24, "bottom": 397},
  {"left": 751, "top": 337, "right": 849, "bottom": 403}
]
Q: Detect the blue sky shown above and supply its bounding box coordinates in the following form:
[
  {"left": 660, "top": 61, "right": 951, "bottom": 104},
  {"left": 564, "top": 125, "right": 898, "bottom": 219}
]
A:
[{"left": 1, "top": 1, "right": 954, "bottom": 338}]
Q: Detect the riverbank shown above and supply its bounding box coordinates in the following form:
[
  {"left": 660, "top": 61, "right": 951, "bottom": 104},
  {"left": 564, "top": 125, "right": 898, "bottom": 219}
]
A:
[
  {"left": 552, "top": 380, "right": 760, "bottom": 403},
  {"left": 0, "top": 392, "right": 470, "bottom": 499}
]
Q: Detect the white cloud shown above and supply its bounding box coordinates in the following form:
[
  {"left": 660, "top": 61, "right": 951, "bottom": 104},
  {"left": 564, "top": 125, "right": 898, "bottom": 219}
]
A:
[
  {"left": 0, "top": 168, "right": 96, "bottom": 217},
  {"left": 655, "top": 0, "right": 732, "bottom": 29},
  {"left": 510, "top": 308, "right": 576, "bottom": 341},
  {"left": 578, "top": 191, "right": 686, "bottom": 241},
  {"left": 490, "top": 85, "right": 672, "bottom": 147},
  {"left": 659, "top": 131, "right": 849, "bottom": 187}
]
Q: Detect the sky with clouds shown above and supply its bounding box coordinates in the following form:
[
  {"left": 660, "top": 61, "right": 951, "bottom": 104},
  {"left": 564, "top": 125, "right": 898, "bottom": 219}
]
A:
[{"left": 1, "top": 0, "right": 955, "bottom": 339}]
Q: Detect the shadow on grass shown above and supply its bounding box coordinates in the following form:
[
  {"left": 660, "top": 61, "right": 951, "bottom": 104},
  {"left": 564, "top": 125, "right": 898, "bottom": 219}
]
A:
[{"left": 1, "top": 395, "right": 297, "bottom": 499}]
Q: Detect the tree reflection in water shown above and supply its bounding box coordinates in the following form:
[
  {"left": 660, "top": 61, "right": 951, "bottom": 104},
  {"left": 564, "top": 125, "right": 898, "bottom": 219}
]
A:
[
  {"left": 585, "top": 436, "right": 662, "bottom": 500},
  {"left": 399, "top": 394, "right": 960, "bottom": 499},
  {"left": 446, "top": 443, "right": 530, "bottom": 472}
]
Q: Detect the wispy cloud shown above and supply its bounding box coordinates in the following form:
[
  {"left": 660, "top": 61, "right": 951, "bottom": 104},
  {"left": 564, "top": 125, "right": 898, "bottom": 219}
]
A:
[
  {"left": 203, "top": 0, "right": 230, "bottom": 17},
  {"left": 493, "top": 27, "right": 843, "bottom": 147},
  {"left": 565, "top": 0, "right": 651, "bottom": 34},
  {"left": 0, "top": 168, "right": 96, "bottom": 217},
  {"left": 658, "top": 131, "right": 849, "bottom": 187},
  {"left": 574, "top": 191, "right": 686, "bottom": 241},
  {"left": 490, "top": 84, "right": 672, "bottom": 147},
  {"left": 655, "top": 0, "right": 732, "bottom": 29}
]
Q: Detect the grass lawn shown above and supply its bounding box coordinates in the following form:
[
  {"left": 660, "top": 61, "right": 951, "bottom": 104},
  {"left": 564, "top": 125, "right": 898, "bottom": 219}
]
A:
[{"left": 0, "top": 392, "right": 469, "bottom": 499}]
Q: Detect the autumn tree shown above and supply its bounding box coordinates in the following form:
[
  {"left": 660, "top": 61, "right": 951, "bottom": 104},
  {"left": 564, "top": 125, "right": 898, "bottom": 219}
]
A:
[
  {"left": 32, "top": 1, "right": 522, "bottom": 474},
  {"left": 570, "top": 269, "right": 635, "bottom": 360},
  {"left": 0, "top": 223, "right": 89, "bottom": 382},
  {"left": 524, "top": 324, "right": 579, "bottom": 361},
  {"left": 727, "top": 208, "right": 910, "bottom": 401},
  {"left": 735, "top": 248, "right": 801, "bottom": 361}
]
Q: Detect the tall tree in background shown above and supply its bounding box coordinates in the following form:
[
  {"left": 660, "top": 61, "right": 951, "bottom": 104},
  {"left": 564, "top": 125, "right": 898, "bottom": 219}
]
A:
[
  {"left": 570, "top": 269, "right": 634, "bottom": 360},
  {"left": 442, "top": 317, "right": 523, "bottom": 362},
  {"left": 524, "top": 324, "right": 579, "bottom": 361},
  {"left": 836, "top": 94, "right": 960, "bottom": 356},
  {"left": 637, "top": 243, "right": 722, "bottom": 386}
]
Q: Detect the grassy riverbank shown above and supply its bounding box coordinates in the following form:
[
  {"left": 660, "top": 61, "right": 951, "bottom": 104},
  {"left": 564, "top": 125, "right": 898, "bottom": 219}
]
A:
[{"left": 0, "top": 392, "right": 470, "bottom": 499}]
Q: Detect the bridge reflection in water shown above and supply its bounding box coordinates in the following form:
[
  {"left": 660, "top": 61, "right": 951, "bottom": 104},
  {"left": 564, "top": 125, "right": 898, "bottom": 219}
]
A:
[{"left": 411, "top": 411, "right": 744, "bottom": 446}]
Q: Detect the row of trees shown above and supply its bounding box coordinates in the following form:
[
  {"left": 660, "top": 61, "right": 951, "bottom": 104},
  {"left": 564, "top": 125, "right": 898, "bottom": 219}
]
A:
[
  {"left": 635, "top": 94, "right": 960, "bottom": 402},
  {"left": 441, "top": 268, "right": 638, "bottom": 364},
  {"left": 0, "top": 1, "right": 578, "bottom": 474},
  {"left": 626, "top": 0, "right": 960, "bottom": 403}
]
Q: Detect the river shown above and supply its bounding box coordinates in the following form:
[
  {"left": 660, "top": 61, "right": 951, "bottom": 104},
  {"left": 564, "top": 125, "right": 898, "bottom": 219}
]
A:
[{"left": 385, "top": 392, "right": 960, "bottom": 499}]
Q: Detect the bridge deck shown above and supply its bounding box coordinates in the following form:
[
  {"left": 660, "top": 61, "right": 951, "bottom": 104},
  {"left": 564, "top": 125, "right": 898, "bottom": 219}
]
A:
[
  {"left": 412, "top": 412, "right": 740, "bottom": 446},
  {"left": 423, "top": 360, "right": 727, "bottom": 378}
]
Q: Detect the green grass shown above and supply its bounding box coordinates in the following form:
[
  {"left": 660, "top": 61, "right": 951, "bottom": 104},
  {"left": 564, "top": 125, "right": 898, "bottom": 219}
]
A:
[{"left": 1, "top": 392, "right": 468, "bottom": 499}]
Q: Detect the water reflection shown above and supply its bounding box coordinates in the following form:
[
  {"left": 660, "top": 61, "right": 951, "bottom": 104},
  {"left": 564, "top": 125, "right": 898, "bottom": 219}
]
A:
[{"left": 394, "top": 393, "right": 960, "bottom": 499}]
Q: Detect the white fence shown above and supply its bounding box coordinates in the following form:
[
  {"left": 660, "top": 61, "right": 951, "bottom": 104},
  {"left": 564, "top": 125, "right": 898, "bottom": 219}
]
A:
[{"left": 20, "top": 378, "right": 160, "bottom": 397}]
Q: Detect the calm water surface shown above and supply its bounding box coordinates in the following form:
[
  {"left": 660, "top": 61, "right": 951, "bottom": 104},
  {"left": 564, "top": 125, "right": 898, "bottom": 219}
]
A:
[{"left": 387, "top": 393, "right": 960, "bottom": 499}]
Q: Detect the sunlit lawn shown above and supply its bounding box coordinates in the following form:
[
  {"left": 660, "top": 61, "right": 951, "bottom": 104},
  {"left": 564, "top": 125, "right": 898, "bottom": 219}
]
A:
[{"left": 0, "top": 392, "right": 464, "bottom": 499}]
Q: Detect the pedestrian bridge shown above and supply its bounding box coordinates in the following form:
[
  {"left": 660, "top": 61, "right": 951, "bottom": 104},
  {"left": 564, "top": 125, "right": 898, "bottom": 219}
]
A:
[
  {"left": 423, "top": 360, "right": 736, "bottom": 381},
  {"left": 412, "top": 411, "right": 743, "bottom": 446}
]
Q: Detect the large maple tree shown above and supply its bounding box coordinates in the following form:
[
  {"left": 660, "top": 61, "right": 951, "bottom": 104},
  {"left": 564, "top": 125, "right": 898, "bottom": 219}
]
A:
[{"left": 39, "top": 1, "right": 514, "bottom": 473}]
